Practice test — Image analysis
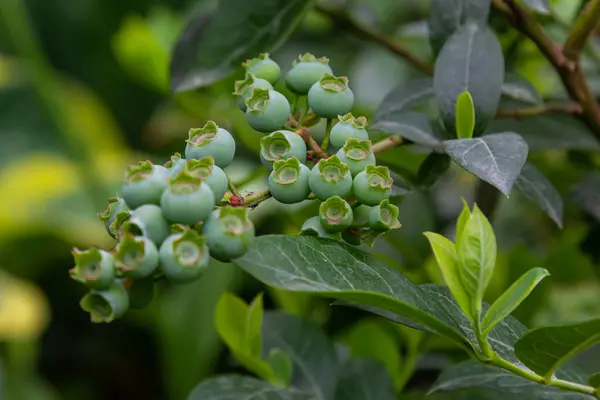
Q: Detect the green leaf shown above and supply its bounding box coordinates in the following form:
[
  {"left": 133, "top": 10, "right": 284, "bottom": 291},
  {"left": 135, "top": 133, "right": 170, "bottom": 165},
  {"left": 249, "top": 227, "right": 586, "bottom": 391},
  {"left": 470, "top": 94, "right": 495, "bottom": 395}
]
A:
[
  {"left": 571, "top": 173, "right": 600, "bottom": 222},
  {"left": 170, "top": 0, "right": 313, "bottom": 92},
  {"left": 456, "top": 91, "right": 475, "bottom": 139},
  {"left": 457, "top": 205, "right": 497, "bottom": 314},
  {"left": 520, "top": 0, "right": 551, "bottom": 14},
  {"left": 375, "top": 78, "right": 434, "bottom": 120},
  {"left": 444, "top": 132, "right": 529, "bottom": 196},
  {"left": 456, "top": 199, "right": 471, "bottom": 244},
  {"left": 514, "top": 162, "right": 563, "bottom": 228},
  {"left": 434, "top": 22, "right": 504, "bottom": 136},
  {"left": 334, "top": 359, "right": 395, "bottom": 400},
  {"left": 515, "top": 318, "right": 600, "bottom": 379},
  {"left": 423, "top": 232, "right": 472, "bottom": 320},
  {"left": 370, "top": 111, "right": 444, "bottom": 152},
  {"left": 589, "top": 372, "right": 600, "bottom": 388},
  {"left": 417, "top": 153, "right": 451, "bottom": 188},
  {"left": 481, "top": 268, "right": 549, "bottom": 335},
  {"left": 247, "top": 293, "right": 264, "bottom": 357},
  {"left": 501, "top": 73, "right": 543, "bottom": 105},
  {"left": 428, "top": 0, "right": 492, "bottom": 55},
  {"left": 266, "top": 348, "right": 293, "bottom": 387},
  {"left": 187, "top": 375, "right": 312, "bottom": 400}
]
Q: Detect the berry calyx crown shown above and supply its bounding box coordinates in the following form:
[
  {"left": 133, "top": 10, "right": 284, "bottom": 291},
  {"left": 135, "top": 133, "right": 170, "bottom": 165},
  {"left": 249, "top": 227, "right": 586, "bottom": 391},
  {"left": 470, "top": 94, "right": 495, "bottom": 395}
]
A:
[
  {"left": 338, "top": 112, "right": 367, "bottom": 129},
  {"left": 187, "top": 121, "right": 219, "bottom": 147},
  {"left": 242, "top": 53, "right": 271, "bottom": 69},
  {"left": 272, "top": 157, "right": 302, "bottom": 184},
  {"left": 375, "top": 199, "right": 401, "bottom": 229},
  {"left": 185, "top": 157, "right": 215, "bottom": 180},
  {"left": 125, "top": 161, "right": 154, "bottom": 183},
  {"left": 245, "top": 88, "right": 271, "bottom": 111},
  {"left": 164, "top": 152, "right": 184, "bottom": 169},
  {"left": 320, "top": 196, "right": 351, "bottom": 224},
  {"left": 318, "top": 73, "right": 349, "bottom": 92},
  {"left": 70, "top": 247, "right": 103, "bottom": 282},
  {"left": 342, "top": 138, "right": 372, "bottom": 161},
  {"left": 167, "top": 168, "right": 204, "bottom": 194},
  {"left": 217, "top": 206, "right": 253, "bottom": 235},
  {"left": 260, "top": 131, "right": 292, "bottom": 161},
  {"left": 316, "top": 155, "right": 350, "bottom": 182},
  {"left": 114, "top": 234, "right": 147, "bottom": 271},
  {"left": 233, "top": 73, "right": 259, "bottom": 96},
  {"left": 172, "top": 230, "right": 208, "bottom": 267},
  {"left": 365, "top": 164, "right": 393, "bottom": 190},
  {"left": 293, "top": 53, "right": 329, "bottom": 66},
  {"left": 97, "top": 196, "right": 124, "bottom": 222}
]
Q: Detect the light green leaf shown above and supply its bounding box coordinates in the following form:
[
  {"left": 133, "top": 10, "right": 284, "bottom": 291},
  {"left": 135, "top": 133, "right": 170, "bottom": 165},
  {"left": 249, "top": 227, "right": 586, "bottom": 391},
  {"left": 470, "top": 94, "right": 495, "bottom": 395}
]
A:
[
  {"left": 589, "top": 372, "right": 600, "bottom": 389},
  {"left": 266, "top": 348, "right": 293, "bottom": 387},
  {"left": 334, "top": 359, "right": 395, "bottom": 400},
  {"left": 514, "top": 162, "right": 563, "bottom": 228},
  {"left": 481, "top": 268, "right": 550, "bottom": 335},
  {"left": 187, "top": 375, "right": 312, "bottom": 400},
  {"left": 456, "top": 198, "right": 471, "bottom": 244},
  {"left": 424, "top": 232, "right": 472, "bottom": 320},
  {"left": 501, "top": 73, "right": 543, "bottom": 105},
  {"left": 246, "top": 293, "right": 264, "bottom": 357},
  {"left": 515, "top": 318, "right": 600, "bottom": 379},
  {"left": 456, "top": 91, "right": 475, "bottom": 139}
]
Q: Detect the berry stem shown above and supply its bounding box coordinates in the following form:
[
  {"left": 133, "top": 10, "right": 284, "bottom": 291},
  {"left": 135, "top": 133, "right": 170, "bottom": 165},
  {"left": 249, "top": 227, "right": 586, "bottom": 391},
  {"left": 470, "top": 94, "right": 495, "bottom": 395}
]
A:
[
  {"left": 228, "top": 178, "right": 242, "bottom": 198},
  {"left": 297, "top": 128, "right": 330, "bottom": 159},
  {"left": 372, "top": 135, "right": 404, "bottom": 153},
  {"left": 301, "top": 96, "right": 309, "bottom": 119},
  {"left": 321, "top": 118, "right": 333, "bottom": 151},
  {"left": 244, "top": 189, "right": 272, "bottom": 208},
  {"left": 291, "top": 94, "right": 299, "bottom": 116}
]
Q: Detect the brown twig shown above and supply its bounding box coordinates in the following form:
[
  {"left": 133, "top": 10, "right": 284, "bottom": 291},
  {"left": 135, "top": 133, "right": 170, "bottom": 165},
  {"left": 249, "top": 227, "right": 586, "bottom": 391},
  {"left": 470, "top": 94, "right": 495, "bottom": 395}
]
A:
[
  {"left": 495, "top": 101, "right": 583, "bottom": 118},
  {"left": 372, "top": 135, "right": 404, "bottom": 153},
  {"left": 564, "top": 0, "right": 600, "bottom": 61},
  {"left": 296, "top": 128, "right": 330, "bottom": 159}
]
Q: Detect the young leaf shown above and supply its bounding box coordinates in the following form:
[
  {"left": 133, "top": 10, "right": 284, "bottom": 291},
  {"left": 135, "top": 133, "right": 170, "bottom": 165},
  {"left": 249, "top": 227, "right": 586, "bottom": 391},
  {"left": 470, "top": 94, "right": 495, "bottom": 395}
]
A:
[
  {"left": 501, "top": 73, "right": 543, "bottom": 105},
  {"left": 481, "top": 268, "right": 550, "bottom": 335},
  {"left": 187, "top": 375, "right": 312, "bottom": 400},
  {"left": 455, "top": 198, "right": 471, "bottom": 244},
  {"left": 370, "top": 111, "right": 443, "bottom": 152},
  {"left": 374, "top": 78, "right": 434, "bottom": 121},
  {"left": 444, "top": 132, "right": 529, "bottom": 196},
  {"left": 515, "top": 318, "right": 600, "bottom": 380},
  {"left": 514, "top": 162, "right": 563, "bottom": 228},
  {"left": 266, "top": 348, "right": 293, "bottom": 387},
  {"left": 423, "top": 232, "right": 472, "bottom": 320},
  {"left": 246, "top": 293, "right": 264, "bottom": 357},
  {"left": 334, "top": 359, "right": 395, "bottom": 400},
  {"left": 589, "top": 372, "right": 600, "bottom": 389},
  {"left": 455, "top": 91, "right": 475, "bottom": 139}
]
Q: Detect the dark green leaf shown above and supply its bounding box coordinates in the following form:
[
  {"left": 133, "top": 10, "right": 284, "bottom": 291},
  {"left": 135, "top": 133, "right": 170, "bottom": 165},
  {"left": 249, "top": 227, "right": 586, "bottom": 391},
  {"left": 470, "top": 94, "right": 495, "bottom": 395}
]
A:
[
  {"left": 515, "top": 318, "right": 600, "bottom": 379},
  {"left": 434, "top": 22, "right": 504, "bottom": 136},
  {"left": 571, "top": 173, "right": 600, "bottom": 221},
  {"left": 501, "top": 73, "right": 543, "bottom": 105},
  {"left": 170, "top": 0, "right": 313, "bottom": 92},
  {"left": 456, "top": 91, "right": 475, "bottom": 139},
  {"left": 370, "top": 111, "right": 444, "bottom": 151},
  {"left": 266, "top": 348, "right": 293, "bottom": 387},
  {"left": 514, "top": 162, "right": 564, "bottom": 228},
  {"left": 589, "top": 372, "right": 600, "bottom": 388},
  {"left": 521, "top": 0, "right": 551, "bottom": 14},
  {"left": 128, "top": 277, "right": 155, "bottom": 309},
  {"left": 417, "top": 153, "right": 451, "bottom": 188},
  {"left": 444, "top": 132, "right": 528, "bottom": 196},
  {"left": 187, "top": 375, "right": 312, "bottom": 400},
  {"left": 428, "top": 0, "right": 492, "bottom": 55},
  {"left": 375, "top": 78, "right": 434, "bottom": 121},
  {"left": 334, "top": 359, "right": 395, "bottom": 400}
]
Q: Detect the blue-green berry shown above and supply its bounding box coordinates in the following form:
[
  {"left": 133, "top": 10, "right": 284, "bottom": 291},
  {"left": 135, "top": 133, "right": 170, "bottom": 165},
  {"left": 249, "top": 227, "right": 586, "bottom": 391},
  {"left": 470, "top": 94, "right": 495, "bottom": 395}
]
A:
[
  {"left": 159, "top": 230, "right": 210, "bottom": 283},
  {"left": 308, "top": 155, "right": 352, "bottom": 200},
  {"left": 121, "top": 161, "right": 169, "bottom": 208},
  {"left": 260, "top": 130, "right": 307, "bottom": 170},
  {"left": 351, "top": 205, "right": 372, "bottom": 228},
  {"left": 268, "top": 157, "right": 310, "bottom": 204},
  {"left": 369, "top": 199, "right": 401, "bottom": 231},
  {"left": 164, "top": 152, "right": 187, "bottom": 177},
  {"left": 245, "top": 89, "right": 291, "bottom": 133},
  {"left": 335, "top": 138, "right": 376, "bottom": 176},
  {"left": 233, "top": 73, "right": 273, "bottom": 111},
  {"left": 204, "top": 207, "right": 255, "bottom": 261},
  {"left": 353, "top": 165, "right": 393, "bottom": 206},
  {"left": 185, "top": 157, "right": 229, "bottom": 201},
  {"left": 330, "top": 113, "right": 369, "bottom": 149},
  {"left": 97, "top": 196, "right": 129, "bottom": 238},
  {"left": 300, "top": 216, "right": 341, "bottom": 240},
  {"left": 160, "top": 169, "right": 215, "bottom": 225},
  {"left": 80, "top": 281, "right": 129, "bottom": 323},
  {"left": 114, "top": 234, "right": 159, "bottom": 279},
  {"left": 185, "top": 121, "right": 236, "bottom": 168},
  {"left": 242, "top": 53, "right": 281, "bottom": 85},
  {"left": 308, "top": 74, "right": 354, "bottom": 119},
  {"left": 286, "top": 53, "right": 333, "bottom": 94},
  {"left": 319, "top": 196, "right": 353, "bottom": 232},
  {"left": 70, "top": 248, "right": 115, "bottom": 290},
  {"left": 117, "top": 204, "right": 170, "bottom": 246}
]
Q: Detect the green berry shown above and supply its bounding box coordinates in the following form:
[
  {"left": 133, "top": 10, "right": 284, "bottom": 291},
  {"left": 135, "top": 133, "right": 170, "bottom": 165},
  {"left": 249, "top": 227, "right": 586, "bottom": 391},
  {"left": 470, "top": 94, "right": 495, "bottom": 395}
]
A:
[
  {"left": 351, "top": 205, "right": 372, "bottom": 228},
  {"left": 245, "top": 89, "right": 291, "bottom": 133},
  {"left": 185, "top": 157, "right": 229, "bottom": 201},
  {"left": 268, "top": 157, "right": 310, "bottom": 204},
  {"left": 164, "top": 152, "right": 187, "bottom": 177},
  {"left": 70, "top": 248, "right": 115, "bottom": 290},
  {"left": 97, "top": 196, "right": 129, "bottom": 238},
  {"left": 300, "top": 216, "right": 341, "bottom": 240},
  {"left": 335, "top": 138, "right": 376, "bottom": 176},
  {"left": 242, "top": 53, "right": 281, "bottom": 85},
  {"left": 80, "top": 281, "right": 129, "bottom": 323},
  {"left": 286, "top": 53, "right": 333, "bottom": 94},
  {"left": 369, "top": 199, "right": 402, "bottom": 231},
  {"left": 159, "top": 230, "right": 210, "bottom": 283},
  {"left": 185, "top": 121, "right": 236, "bottom": 168},
  {"left": 204, "top": 207, "right": 255, "bottom": 262},
  {"left": 114, "top": 234, "right": 159, "bottom": 279},
  {"left": 319, "top": 196, "right": 353, "bottom": 232},
  {"left": 121, "top": 161, "right": 169, "bottom": 208},
  {"left": 330, "top": 113, "right": 369, "bottom": 149},
  {"left": 308, "top": 155, "right": 352, "bottom": 200},
  {"left": 308, "top": 74, "right": 354, "bottom": 119},
  {"left": 353, "top": 165, "right": 393, "bottom": 206},
  {"left": 260, "top": 130, "right": 307, "bottom": 170},
  {"left": 233, "top": 73, "right": 273, "bottom": 111},
  {"left": 116, "top": 204, "right": 170, "bottom": 246},
  {"left": 160, "top": 169, "right": 215, "bottom": 225}
]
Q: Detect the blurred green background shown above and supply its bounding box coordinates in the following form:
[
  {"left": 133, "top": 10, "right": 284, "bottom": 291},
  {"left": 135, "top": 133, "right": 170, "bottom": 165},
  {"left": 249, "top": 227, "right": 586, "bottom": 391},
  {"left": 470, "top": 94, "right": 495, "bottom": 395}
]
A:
[{"left": 1, "top": 0, "right": 600, "bottom": 399}]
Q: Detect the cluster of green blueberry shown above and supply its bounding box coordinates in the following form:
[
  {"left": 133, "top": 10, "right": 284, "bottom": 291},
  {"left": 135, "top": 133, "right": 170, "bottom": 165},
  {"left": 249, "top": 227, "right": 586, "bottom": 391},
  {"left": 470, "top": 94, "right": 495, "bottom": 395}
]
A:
[{"left": 70, "top": 52, "right": 401, "bottom": 323}]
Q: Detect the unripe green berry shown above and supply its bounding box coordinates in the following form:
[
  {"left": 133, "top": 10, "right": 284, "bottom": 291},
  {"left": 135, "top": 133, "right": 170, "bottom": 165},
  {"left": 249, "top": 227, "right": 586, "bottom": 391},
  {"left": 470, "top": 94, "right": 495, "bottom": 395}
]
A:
[
  {"left": 97, "top": 196, "right": 129, "bottom": 238},
  {"left": 330, "top": 113, "right": 369, "bottom": 149},
  {"left": 369, "top": 199, "right": 401, "bottom": 231},
  {"left": 164, "top": 152, "right": 187, "bottom": 177},
  {"left": 335, "top": 138, "right": 376, "bottom": 177},
  {"left": 268, "top": 157, "right": 310, "bottom": 204},
  {"left": 308, "top": 74, "right": 354, "bottom": 119},
  {"left": 242, "top": 53, "right": 281, "bottom": 85},
  {"left": 80, "top": 281, "right": 129, "bottom": 323},
  {"left": 233, "top": 73, "right": 273, "bottom": 111},
  {"left": 159, "top": 230, "right": 210, "bottom": 283},
  {"left": 185, "top": 121, "right": 236, "bottom": 168},
  {"left": 121, "top": 161, "right": 169, "bottom": 209},
  {"left": 185, "top": 157, "right": 229, "bottom": 201},
  {"left": 353, "top": 165, "right": 393, "bottom": 206},
  {"left": 204, "top": 207, "right": 255, "bottom": 262},
  {"left": 245, "top": 89, "right": 291, "bottom": 133},
  {"left": 70, "top": 248, "right": 115, "bottom": 290},
  {"left": 160, "top": 169, "right": 215, "bottom": 225},
  {"left": 300, "top": 216, "right": 341, "bottom": 240},
  {"left": 286, "top": 53, "right": 333, "bottom": 94},
  {"left": 114, "top": 234, "right": 159, "bottom": 279},
  {"left": 308, "top": 155, "right": 352, "bottom": 200},
  {"left": 116, "top": 204, "right": 170, "bottom": 246},
  {"left": 319, "top": 196, "right": 353, "bottom": 232},
  {"left": 260, "top": 130, "right": 307, "bottom": 170},
  {"left": 351, "top": 205, "right": 372, "bottom": 228}
]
